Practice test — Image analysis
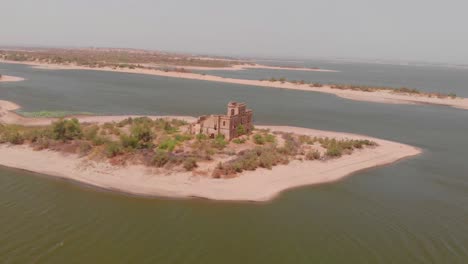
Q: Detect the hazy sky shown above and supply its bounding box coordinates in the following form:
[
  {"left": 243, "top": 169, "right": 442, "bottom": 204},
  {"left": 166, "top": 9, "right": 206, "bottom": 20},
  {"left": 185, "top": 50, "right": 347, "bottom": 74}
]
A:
[{"left": 1, "top": 0, "right": 468, "bottom": 63}]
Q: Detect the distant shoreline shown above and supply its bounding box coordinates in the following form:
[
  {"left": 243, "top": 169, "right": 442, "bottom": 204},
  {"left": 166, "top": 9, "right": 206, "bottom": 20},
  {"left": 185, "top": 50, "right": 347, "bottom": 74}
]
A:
[
  {"left": 0, "top": 99, "right": 421, "bottom": 202},
  {"left": 1, "top": 59, "right": 467, "bottom": 110}
]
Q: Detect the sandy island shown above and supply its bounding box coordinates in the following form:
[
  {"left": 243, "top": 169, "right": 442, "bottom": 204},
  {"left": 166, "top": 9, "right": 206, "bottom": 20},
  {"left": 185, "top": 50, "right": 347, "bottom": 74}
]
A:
[
  {"left": 1, "top": 59, "right": 466, "bottom": 110},
  {"left": 0, "top": 100, "right": 421, "bottom": 202},
  {"left": 0, "top": 75, "right": 25, "bottom": 83}
]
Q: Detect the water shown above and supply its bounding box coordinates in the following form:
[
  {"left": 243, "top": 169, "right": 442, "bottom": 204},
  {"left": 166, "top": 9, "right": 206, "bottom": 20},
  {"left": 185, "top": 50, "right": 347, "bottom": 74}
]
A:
[
  {"left": 196, "top": 60, "right": 468, "bottom": 97},
  {"left": 1, "top": 62, "right": 468, "bottom": 263}
]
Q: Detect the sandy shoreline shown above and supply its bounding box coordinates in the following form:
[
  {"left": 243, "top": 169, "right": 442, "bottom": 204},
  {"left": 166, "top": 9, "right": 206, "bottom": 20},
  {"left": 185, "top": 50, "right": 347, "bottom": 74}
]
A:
[
  {"left": 145, "top": 63, "right": 339, "bottom": 72},
  {"left": 0, "top": 75, "right": 25, "bottom": 83},
  {"left": 1, "top": 59, "right": 466, "bottom": 110},
  {"left": 0, "top": 99, "right": 421, "bottom": 202}
]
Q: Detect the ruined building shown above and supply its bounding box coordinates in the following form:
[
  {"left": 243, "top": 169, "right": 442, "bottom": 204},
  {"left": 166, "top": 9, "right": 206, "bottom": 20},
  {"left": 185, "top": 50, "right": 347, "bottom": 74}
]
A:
[{"left": 188, "top": 102, "right": 253, "bottom": 140}]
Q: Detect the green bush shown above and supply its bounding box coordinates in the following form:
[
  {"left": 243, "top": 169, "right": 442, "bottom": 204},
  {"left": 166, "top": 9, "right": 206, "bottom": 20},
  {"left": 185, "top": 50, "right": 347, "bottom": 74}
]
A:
[
  {"left": 1, "top": 127, "right": 24, "bottom": 145},
  {"left": 130, "top": 123, "right": 154, "bottom": 148},
  {"left": 120, "top": 134, "right": 138, "bottom": 149},
  {"left": 236, "top": 125, "right": 246, "bottom": 136},
  {"left": 23, "top": 127, "right": 53, "bottom": 142},
  {"left": 152, "top": 150, "right": 170, "bottom": 167},
  {"left": 326, "top": 146, "right": 343, "bottom": 157},
  {"left": 174, "top": 134, "right": 192, "bottom": 142},
  {"left": 105, "top": 142, "right": 123, "bottom": 158},
  {"left": 232, "top": 138, "right": 246, "bottom": 144},
  {"left": 253, "top": 134, "right": 265, "bottom": 145},
  {"left": 52, "top": 118, "right": 82, "bottom": 141},
  {"left": 183, "top": 158, "right": 198, "bottom": 171},
  {"left": 265, "top": 134, "right": 276, "bottom": 143},
  {"left": 196, "top": 133, "right": 208, "bottom": 141},
  {"left": 212, "top": 134, "right": 227, "bottom": 149},
  {"left": 158, "top": 138, "right": 177, "bottom": 151}
]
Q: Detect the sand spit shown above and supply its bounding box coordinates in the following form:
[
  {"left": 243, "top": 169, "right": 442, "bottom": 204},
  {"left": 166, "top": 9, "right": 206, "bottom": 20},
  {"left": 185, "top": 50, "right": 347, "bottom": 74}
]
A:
[
  {"left": 1, "top": 59, "right": 466, "bottom": 110},
  {"left": 0, "top": 99, "right": 195, "bottom": 126},
  {"left": 145, "top": 63, "right": 339, "bottom": 72},
  {"left": 0, "top": 75, "right": 25, "bottom": 83},
  {"left": 0, "top": 100, "right": 421, "bottom": 202}
]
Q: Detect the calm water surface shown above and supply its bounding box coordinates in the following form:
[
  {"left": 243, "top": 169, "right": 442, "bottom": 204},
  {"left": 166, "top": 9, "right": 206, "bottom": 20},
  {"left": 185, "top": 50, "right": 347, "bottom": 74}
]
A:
[{"left": 0, "top": 62, "right": 467, "bottom": 263}]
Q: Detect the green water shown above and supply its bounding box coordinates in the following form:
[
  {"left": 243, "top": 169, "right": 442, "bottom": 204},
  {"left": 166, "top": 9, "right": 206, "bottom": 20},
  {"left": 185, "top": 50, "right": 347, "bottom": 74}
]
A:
[{"left": 0, "top": 63, "right": 467, "bottom": 263}]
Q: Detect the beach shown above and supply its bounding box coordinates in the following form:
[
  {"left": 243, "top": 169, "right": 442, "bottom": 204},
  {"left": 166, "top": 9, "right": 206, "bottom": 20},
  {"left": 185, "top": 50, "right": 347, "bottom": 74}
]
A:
[
  {"left": 1, "top": 59, "right": 467, "bottom": 110},
  {"left": 0, "top": 75, "right": 25, "bottom": 82},
  {"left": 0, "top": 99, "right": 421, "bottom": 202}
]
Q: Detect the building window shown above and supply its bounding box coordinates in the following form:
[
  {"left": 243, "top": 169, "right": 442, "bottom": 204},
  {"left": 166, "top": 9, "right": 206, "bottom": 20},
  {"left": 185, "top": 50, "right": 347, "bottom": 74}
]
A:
[
  {"left": 214, "top": 125, "right": 217, "bottom": 130},
  {"left": 231, "top": 109, "right": 235, "bottom": 115},
  {"left": 223, "top": 121, "right": 226, "bottom": 126}
]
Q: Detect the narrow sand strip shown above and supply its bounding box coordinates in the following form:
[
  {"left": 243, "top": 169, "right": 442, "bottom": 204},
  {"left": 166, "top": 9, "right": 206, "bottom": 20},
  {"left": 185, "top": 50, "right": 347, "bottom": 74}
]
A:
[
  {"left": 144, "top": 63, "right": 338, "bottom": 72},
  {"left": 1, "top": 60, "right": 466, "bottom": 110},
  {"left": 0, "top": 75, "right": 25, "bottom": 83},
  {"left": 0, "top": 100, "right": 421, "bottom": 202}
]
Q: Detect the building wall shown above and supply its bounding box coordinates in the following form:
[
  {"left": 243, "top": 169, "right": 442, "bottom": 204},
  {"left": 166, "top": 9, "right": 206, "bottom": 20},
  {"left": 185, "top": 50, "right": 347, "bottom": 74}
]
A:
[{"left": 189, "top": 102, "right": 253, "bottom": 140}]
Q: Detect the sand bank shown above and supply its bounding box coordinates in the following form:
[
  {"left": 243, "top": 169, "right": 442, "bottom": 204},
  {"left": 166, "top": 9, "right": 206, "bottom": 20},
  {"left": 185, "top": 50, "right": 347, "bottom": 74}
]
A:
[
  {"left": 0, "top": 99, "right": 195, "bottom": 126},
  {"left": 0, "top": 100, "right": 421, "bottom": 202},
  {"left": 0, "top": 126, "right": 421, "bottom": 202},
  {"left": 0, "top": 75, "right": 25, "bottom": 82},
  {"left": 145, "top": 63, "right": 338, "bottom": 72},
  {"left": 2, "top": 60, "right": 465, "bottom": 110}
]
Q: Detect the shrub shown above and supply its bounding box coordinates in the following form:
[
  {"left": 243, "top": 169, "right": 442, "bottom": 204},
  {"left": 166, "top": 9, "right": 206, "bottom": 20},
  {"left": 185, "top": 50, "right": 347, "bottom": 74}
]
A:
[
  {"left": 117, "top": 117, "right": 133, "bottom": 127},
  {"left": 131, "top": 123, "right": 154, "bottom": 148},
  {"left": 196, "top": 133, "right": 208, "bottom": 141},
  {"left": 120, "top": 134, "right": 138, "bottom": 149},
  {"left": 258, "top": 149, "right": 277, "bottom": 169},
  {"left": 105, "top": 142, "right": 123, "bottom": 158},
  {"left": 212, "top": 134, "right": 227, "bottom": 149},
  {"left": 163, "top": 122, "right": 178, "bottom": 134},
  {"left": 52, "top": 118, "right": 82, "bottom": 141},
  {"left": 158, "top": 138, "right": 177, "bottom": 151},
  {"left": 1, "top": 127, "right": 24, "bottom": 145},
  {"left": 306, "top": 150, "right": 321, "bottom": 160},
  {"left": 253, "top": 134, "right": 265, "bottom": 145},
  {"left": 326, "top": 145, "right": 343, "bottom": 157},
  {"left": 83, "top": 125, "right": 99, "bottom": 140},
  {"left": 174, "top": 134, "right": 192, "bottom": 142},
  {"left": 152, "top": 150, "right": 170, "bottom": 167},
  {"left": 24, "top": 127, "right": 53, "bottom": 142},
  {"left": 183, "top": 158, "right": 198, "bottom": 171},
  {"left": 265, "top": 134, "right": 276, "bottom": 143},
  {"left": 236, "top": 125, "right": 246, "bottom": 136},
  {"left": 232, "top": 138, "right": 246, "bottom": 144}
]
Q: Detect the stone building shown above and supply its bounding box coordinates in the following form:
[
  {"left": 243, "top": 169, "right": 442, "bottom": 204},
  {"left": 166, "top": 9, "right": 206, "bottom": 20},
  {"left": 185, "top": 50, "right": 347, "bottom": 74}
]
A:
[{"left": 188, "top": 102, "right": 253, "bottom": 140}]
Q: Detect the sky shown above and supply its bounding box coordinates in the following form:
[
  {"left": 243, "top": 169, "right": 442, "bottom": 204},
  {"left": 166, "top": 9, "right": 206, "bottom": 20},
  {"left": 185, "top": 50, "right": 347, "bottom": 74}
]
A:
[{"left": 1, "top": 0, "right": 468, "bottom": 63}]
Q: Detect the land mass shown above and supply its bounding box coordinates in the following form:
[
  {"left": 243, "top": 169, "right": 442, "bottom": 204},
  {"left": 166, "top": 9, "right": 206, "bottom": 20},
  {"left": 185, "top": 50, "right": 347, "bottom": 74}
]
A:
[
  {"left": 0, "top": 100, "right": 421, "bottom": 201},
  {"left": 0, "top": 47, "right": 467, "bottom": 110}
]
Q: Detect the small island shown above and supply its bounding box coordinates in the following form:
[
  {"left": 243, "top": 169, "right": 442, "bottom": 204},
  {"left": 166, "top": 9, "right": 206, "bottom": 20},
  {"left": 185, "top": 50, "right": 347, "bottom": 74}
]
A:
[{"left": 0, "top": 101, "right": 420, "bottom": 201}]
